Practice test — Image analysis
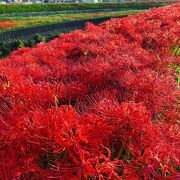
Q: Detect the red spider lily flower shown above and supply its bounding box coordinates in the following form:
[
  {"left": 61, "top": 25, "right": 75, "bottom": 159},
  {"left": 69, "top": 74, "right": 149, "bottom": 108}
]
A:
[{"left": 0, "top": 3, "right": 179, "bottom": 179}]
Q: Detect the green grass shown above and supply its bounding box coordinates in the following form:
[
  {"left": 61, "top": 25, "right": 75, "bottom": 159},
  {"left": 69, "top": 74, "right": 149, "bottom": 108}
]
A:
[
  {"left": 0, "top": 2, "right": 176, "bottom": 14},
  {"left": 171, "top": 39, "right": 180, "bottom": 88},
  {"left": 0, "top": 10, "right": 144, "bottom": 31}
]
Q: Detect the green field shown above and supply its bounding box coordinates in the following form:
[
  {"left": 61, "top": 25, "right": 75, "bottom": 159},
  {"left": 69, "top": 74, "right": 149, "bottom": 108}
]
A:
[{"left": 0, "top": 2, "right": 175, "bottom": 14}]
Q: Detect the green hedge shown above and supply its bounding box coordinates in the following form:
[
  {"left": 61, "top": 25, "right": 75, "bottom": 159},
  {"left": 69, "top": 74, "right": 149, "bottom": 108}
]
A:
[
  {"left": 0, "top": 2, "right": 176, "bottom": 14},
  {"left": 0, "top": 34, "right": 47, "bottom": 58}
]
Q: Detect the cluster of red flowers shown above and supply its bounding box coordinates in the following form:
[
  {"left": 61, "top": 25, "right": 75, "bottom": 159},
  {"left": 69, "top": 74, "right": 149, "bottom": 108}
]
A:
[{"left": 0, "top": 3, "right": 179, "bottom": 179}]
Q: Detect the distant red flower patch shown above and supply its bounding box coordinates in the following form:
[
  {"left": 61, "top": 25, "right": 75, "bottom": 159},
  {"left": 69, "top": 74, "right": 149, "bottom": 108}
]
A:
[{"left": 0, "top": 20, "right": 21, "bottom": 29}]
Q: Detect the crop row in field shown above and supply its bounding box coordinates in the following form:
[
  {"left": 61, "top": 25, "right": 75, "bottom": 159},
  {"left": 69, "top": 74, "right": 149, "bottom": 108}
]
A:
[{"left": 0, "top": 2, "right": 175, "bottom": 14}]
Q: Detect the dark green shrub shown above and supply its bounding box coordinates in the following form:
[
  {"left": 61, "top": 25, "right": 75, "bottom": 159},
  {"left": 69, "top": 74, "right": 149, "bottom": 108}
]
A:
[
  {"left": 15, "top": 39, "right": 25, "bottom": 48},
  {"left": 47, "top": 32, "right": 59, "bottom": 41},
  {"left": 34, "top": 34, "right": 46, "bottom": 43},
  {"left": 0, "top": 42, "right": 14, "bottom": 57},
  {"left": 28, "top": 39, "right": 36, "bottom": 47}
]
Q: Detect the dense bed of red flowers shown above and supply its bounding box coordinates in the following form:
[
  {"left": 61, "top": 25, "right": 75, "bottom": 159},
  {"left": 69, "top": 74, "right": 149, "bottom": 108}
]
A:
[{"left": 0, "top": 3, "right": 180, "bottom": 179}]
